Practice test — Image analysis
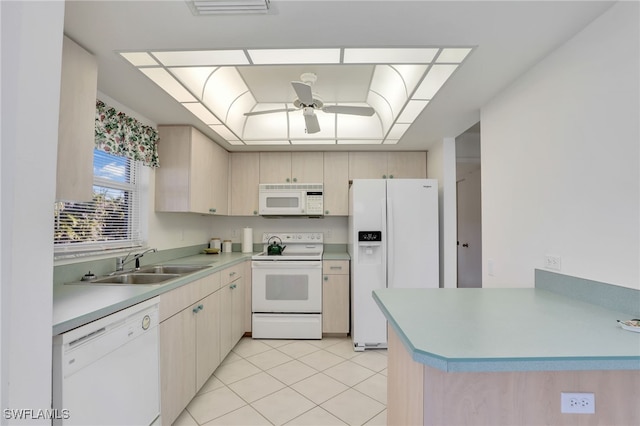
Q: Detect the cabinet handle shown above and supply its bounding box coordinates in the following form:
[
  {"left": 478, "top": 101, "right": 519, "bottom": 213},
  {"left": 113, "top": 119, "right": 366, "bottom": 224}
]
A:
[
  {"left": 330, "top": 266, "right": 343, "bottom": 270},
  {"left": 230, "top": 283, "right": 237, "bottom": 289},
  {"left": 382, "top": 174, "right": 387, "bottom": 179},
  {"left": 389, "top": 175, "right": 394, "bottom": 179},
  {"left": 293, "top": 177, "right": 297, "bottom": 182},
  {"left": 192, "top": 304, "right": 203, "bottom": 313},
  {"left": 198, "top": 304, "right": 203, "bottom": 311},
  {"left": 286, "top": 178, "right": 290, "bottom": 182},
  {"left": 324, "top": 276, "right": 328, "bottom": 281},
  {"left": 253, "top": 210, "right": 258, "bottom": 215},
  {"left": 209, "top": 208, "right": 216, "bottom": 213},
  {"left": 229, "top": 271, "right": 236, "bottom": 277},
  {"left": 325, "top": 210, "right": 330, "bottom": 215}
]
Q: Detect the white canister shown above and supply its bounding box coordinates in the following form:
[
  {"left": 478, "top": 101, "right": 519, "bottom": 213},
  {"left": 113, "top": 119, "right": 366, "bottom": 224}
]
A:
[
  {"left": 209, "top": 238, "right": 221, "bottom": 250},
  {"left": 223, "top": 240, "right": 232, "bottom": 253}
]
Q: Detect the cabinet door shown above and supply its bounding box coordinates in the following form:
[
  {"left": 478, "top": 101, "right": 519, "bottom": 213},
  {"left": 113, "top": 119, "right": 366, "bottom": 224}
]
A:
[
  {"left": 387, "top": 152, "right": 427, "bottom": 178},
  {"left": 231, "top": 276, "right": 245, "bottom": 343},
  {"left": 209, "top": 140, "right": 229, "bottom": 215},
  {"left": 195, "top": 290, "right": 221, "bottom": 390},
  {"left": 56, "top": 36, "right": 97, "bottom": 201},
  {"left": 322, "top": 261, "right": 350, "bottom": 334},
  {"left": 348, "top": 152, "right": 388, "bottom": 179},
  {"left": 323, "top": 152, "right": 349, "bottom": 215},
  {"left": 259, "top": 152, "right": 292, "bottom": 183},
  {"left": 160, "top": 309, "right": 196, "bottom": 425},
  {"left": 189, "top": 128, "right": 216, "bottom": 214},
  {"left": 229, "top": 153, "right": 260, "bottom": 216},
  {"left": 291, "top": 152, "right": 323, "bottom": 183},
  {"left": 219, "top": 282, "right": 233, "bottom": 361},
  {"left": 155, "top": 126, "right": 191, "bottom": 212}
]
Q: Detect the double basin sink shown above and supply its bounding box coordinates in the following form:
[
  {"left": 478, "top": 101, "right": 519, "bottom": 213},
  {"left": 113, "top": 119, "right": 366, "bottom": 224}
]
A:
[{"left": 89, "top": 265, "right": 212, "bottom": 285}]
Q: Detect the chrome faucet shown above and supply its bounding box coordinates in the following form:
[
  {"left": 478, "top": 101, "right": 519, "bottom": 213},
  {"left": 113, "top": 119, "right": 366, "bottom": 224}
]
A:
[{"left": 115, "top": 248, "right": 157, "bottom": 272}]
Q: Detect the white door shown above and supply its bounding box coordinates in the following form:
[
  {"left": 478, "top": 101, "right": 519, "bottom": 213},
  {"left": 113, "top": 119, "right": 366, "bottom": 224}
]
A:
[{"left": 456, "top": 166, "right": 482, "bottom": 288}]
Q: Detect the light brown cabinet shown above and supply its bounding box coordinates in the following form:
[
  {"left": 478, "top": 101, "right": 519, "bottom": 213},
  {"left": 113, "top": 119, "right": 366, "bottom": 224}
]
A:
[
  {"left": 56, "top": 36, "right": 97, "bottom": 201},
  {"left": 155, "top": 125, "right": 228, "bottom": 214},
  {"left": 348, "top": 151, "right": 427, "bottom": 180},
  {"left": 322, "top": 260, "right": 350, "bottom": 334},
  {"left": 219, "top": 262, "right": 246, "bottom": 360},
  {"left": 259, "top": 152, "right": 323, "bottom": 183},
  {"left": 159, "top": 272, "right": 221, "bottom": 425},
  {"left": 229, "top": 152, "right": 260, "bottom": 216},
  {"left": 322, "top": 152, "right": 349, "bottom": 216}
]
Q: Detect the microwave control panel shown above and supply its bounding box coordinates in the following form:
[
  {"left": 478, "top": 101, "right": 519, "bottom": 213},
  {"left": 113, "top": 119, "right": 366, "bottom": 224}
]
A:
[{"left": 305, "top": 191, "right": 323, "bottom": 214}]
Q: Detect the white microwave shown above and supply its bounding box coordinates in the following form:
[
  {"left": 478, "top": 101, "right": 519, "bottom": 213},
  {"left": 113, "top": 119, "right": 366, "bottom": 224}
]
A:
[{"left": 258, "top": 183, "right": 323, "bottom": 216}]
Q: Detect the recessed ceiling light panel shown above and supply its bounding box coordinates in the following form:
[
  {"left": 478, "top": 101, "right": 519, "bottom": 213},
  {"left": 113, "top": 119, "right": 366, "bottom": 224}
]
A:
[
  {"left": 248, "top": 49, "right": 341, "bottom": 64},
  {"left": 344, "top": 48, "right": 438, "bottom": 64},
  {"left": 152, "top": 50, "right": 248, "bottom": 66}
]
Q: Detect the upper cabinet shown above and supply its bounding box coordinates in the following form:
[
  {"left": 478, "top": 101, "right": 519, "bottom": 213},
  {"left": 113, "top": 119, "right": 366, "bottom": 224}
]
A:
[
  {"left": 323, "top": 152, "right": 349, "bottom": 216},
  {"left": 155, "top": 125, "right": 228, "bottom": 215},
  {"left": 349, "top": 152, "right": 427, "bottom": 180},
  {"left": 56, "top": 36, "right": 98, "bottom": 201},
  {"left": 229, "top": 153, "right": 260, "bottom": 216},
  {"left": 259, "top": 152, "right": 323, "bottom": 183}
]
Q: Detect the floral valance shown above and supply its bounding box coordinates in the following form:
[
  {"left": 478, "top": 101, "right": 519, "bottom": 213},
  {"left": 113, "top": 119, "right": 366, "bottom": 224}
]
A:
[{"left": 95, "top": 100, "right": 159, "bottom": 168}]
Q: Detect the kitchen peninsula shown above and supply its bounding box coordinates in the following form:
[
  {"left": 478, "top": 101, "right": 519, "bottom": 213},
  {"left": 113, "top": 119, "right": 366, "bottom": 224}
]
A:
[{"left": 374, "top": 272, "right": 640, "bottom": 425}]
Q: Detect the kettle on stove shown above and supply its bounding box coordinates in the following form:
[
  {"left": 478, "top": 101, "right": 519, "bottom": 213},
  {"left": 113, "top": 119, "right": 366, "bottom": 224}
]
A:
[{"left": 267, "top": 236, "right": 286, "bottom": 255}]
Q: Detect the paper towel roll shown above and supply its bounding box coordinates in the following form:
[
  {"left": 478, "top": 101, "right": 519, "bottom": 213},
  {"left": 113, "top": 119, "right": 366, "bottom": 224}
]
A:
[{"left": 242, "top": 227, "right": 253, "bottom": 253}]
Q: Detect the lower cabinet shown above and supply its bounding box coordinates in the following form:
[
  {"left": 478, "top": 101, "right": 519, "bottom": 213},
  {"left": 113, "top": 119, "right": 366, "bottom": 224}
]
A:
[
  {"left": 322, "top": 260, "right": 350, "bottom": 334},
  {"left": 159, "top": 262, "right": 248, "bottom": 425}
]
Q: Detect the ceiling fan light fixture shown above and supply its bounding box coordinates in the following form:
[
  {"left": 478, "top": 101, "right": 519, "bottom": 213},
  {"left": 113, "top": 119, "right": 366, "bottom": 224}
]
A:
[{"left": 187, "top": 0, "right": 270, "bottom": 15}]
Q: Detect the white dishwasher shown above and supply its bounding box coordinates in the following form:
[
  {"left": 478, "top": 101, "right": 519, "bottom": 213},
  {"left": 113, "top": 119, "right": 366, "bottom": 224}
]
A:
[{"left": 53, "top": 297, "right": 160, "bottom": 426}]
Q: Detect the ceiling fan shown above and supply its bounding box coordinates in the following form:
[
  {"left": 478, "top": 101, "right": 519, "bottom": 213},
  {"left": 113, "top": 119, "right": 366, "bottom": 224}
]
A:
[{"left": 243, "top": 72, "right": 375, "bottom": 134}]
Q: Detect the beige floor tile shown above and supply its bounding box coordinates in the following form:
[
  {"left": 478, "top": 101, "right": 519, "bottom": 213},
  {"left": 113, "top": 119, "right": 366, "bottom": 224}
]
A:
[
  {"left": 197, "top": 375, "right": 225, "bottom": 395},
  {"left": 266, "top": 359, "right": 318, "bottom": 385},
  {"left": 285, "top": 406, "right": 347, "bottom": 425},
  {"left": 250, "top": 387, "right": 315, "bottom": 426},
  {"left": 221, "top": 350, "right": 242, "bottom": 365},
  {"left": 290, "top": 373, "right": 349, "bottom": 405},
  {"left": 186, "top": 386, "right": 247, "bottom": 424},
  {"left": 306, "top": 337, "right": 347, "bottom": 349},
  {"left": 172, "top": 409, "right": 198, "bottom": 426},
  {"left": 214, "top": 358, "right": 261, "bottom": 385},
  {"left": 298, "top": 349, "right": 345, "bottom": 371},
  {"left": 321, "top": 389, "right": 385, "bottom": 426},
  {"left": 202, "top": 405, "right": 272, "bottom": 426},
  {"left": 277, "top": 341, "right": 321, "bottom": 358},
  {"left": 228, "top": 371, "right": 286, "bottom": 403},
  {"left": 232, "top": 337, "right": 272, "bottom": 358},
  {"left": 245, "top": 348, "right": 294, "bottom": 370},
  {"left": 353, "top": 373, "right": 387, "bottom": 404},
  {"left": 364, "top": 409, "right": 387, "bottom": 425},
  {"left": 379, "top": 368, "right": 387, "bottom": 376},
  {"left": 323, "top": 360, "right": 376, "bottom": 387},
  {"left": 259, "top": 338, "right": 297, "bottom": 348},
  {"left": 324, "top": 340, "right": 360, "bottom": 359},
  {"left": 351, "top": 350, "right": 388, "bottom": 372}
]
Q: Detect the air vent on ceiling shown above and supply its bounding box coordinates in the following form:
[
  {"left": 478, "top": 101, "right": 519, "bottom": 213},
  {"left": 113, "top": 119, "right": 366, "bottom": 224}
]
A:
[{"left": 187, "top": 0, "right": 270, "bottom": 15}]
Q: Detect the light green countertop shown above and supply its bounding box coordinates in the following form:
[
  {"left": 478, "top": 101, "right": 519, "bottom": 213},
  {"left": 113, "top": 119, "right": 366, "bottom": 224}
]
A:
[
  {"left": 53, "top": 252, "right": 253, "bottom": 335},
  {"left": 373, "top": 288, "right": 640, "bottom": 372}
]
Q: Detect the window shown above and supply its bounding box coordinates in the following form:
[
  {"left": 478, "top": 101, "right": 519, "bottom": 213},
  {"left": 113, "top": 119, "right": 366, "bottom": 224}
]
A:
[{"left": 54, "top": 149, "right": 142, "bottom": 256}]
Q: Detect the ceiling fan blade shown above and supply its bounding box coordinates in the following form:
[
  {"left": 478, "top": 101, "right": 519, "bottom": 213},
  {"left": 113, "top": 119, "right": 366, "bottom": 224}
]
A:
[
  {"left": 322, "top": 105, "right": 376, "bottom": 116},
  {"left": 244, "top": 107, "right": 296, "bottom": 116},
  {"left": 291, "top": 81, "right": 314, "bottom": 106},
  {"left": 303, "top": 109, "right": 321, "bottom": 134}
]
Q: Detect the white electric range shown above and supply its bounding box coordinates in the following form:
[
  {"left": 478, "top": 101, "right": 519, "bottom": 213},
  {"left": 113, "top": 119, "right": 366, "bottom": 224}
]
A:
[{"left": 251, "top": 232, "right": 324, "bottom": 339}]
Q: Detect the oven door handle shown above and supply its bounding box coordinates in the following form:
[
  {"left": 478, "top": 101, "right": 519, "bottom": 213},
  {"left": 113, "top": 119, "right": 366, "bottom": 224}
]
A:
[{"left": 252, "top": 261, "right": 322, "bottom": 269}]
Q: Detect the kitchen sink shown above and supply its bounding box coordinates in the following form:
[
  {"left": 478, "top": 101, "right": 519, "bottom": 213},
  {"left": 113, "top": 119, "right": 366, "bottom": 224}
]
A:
[
  {"left": 91, "top": 273, "right": 180, "bottom": 285},
  {"left": 136, "top": 265, "right": 212, "bottom": 275}
]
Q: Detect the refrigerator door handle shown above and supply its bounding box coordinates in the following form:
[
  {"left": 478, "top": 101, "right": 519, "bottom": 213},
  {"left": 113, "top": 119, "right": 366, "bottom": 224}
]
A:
[{"left": 387, "top": 196, "right": 394, "bottom": 288}]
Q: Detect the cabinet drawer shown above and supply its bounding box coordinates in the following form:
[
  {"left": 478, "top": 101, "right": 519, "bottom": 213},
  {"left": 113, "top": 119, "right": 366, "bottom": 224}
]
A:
[
  {"left": 159, "top": 281, "right": 199, "bottom": 322},
  {"left": 193, "top": 272, "right": 221, "bottom": 301},
  {"left": 221, "top": 263, "right": 243, "bottom": 286},
  {"left": 323, "top": 260, "right": 349, "bottom": 275}
]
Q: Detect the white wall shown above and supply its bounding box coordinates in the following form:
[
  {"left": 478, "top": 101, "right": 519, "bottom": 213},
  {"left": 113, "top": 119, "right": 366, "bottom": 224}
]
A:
[
  {"left": 427, "top": 138, "right": 457, "bottom": 288},
  {"left": 1, "top": 1, "right": 65, "bottom": 421},
  {"left": 481, "top": 2, "right": 639, "bottom": 289}
]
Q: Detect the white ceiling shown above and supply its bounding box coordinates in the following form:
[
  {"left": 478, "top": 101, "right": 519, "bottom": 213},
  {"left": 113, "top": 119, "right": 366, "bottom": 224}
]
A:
[{"left": 63, "top": 0, "right": 614, "bottom": 152}]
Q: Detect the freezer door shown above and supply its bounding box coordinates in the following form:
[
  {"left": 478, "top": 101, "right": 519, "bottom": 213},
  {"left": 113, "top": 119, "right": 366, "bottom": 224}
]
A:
[
  {"left": 387, "top": 179, "right": 439, "bottom": 289},
  {"left": 349, "top": 179, "right": 388, "bottom": 348}
]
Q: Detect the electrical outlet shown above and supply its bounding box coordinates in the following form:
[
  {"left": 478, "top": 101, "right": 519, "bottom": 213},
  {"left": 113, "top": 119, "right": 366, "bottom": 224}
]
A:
[
  {"left": 544, "top": 255, "right": 562, "bottom": 271},
  {"left": 561, "top": 392, "right": 595, "bottom": 414}
]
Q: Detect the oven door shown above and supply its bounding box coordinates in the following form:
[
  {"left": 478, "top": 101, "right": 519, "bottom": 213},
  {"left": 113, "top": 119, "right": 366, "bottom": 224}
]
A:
[{"left": 252, "top": 261, "right": 322, "bottom": 313}]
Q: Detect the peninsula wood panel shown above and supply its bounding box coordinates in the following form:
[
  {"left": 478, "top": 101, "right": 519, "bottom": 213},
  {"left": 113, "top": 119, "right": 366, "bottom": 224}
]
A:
[{"left": 387, "top": 326, "right": 640, "bottom": 426}]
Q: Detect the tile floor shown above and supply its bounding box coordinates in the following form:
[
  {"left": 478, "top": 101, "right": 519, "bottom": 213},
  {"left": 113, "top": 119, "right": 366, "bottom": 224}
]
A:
[{"left": 173, "top": 337, "right": 387, "bottom": 426}]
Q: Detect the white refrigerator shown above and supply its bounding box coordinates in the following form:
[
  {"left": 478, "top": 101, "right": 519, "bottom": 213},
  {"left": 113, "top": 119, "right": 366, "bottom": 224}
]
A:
[{"left": 348, "top": 179, "right": 439, "bottom": 350}]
